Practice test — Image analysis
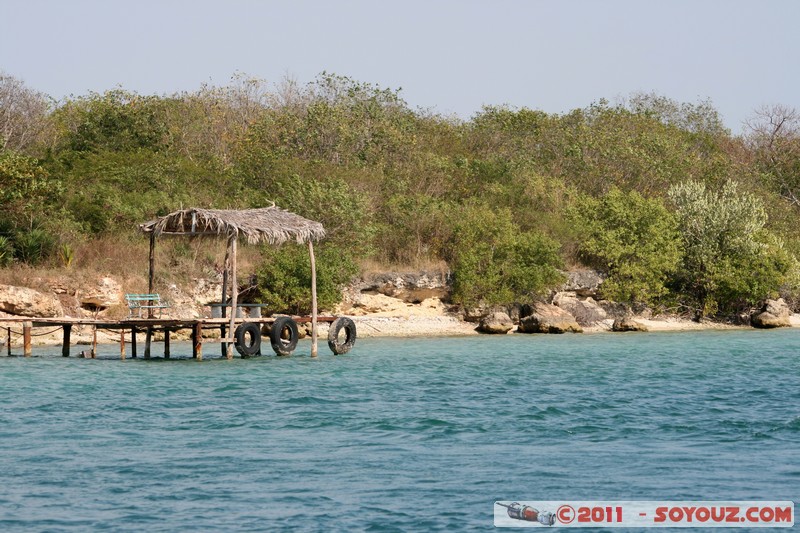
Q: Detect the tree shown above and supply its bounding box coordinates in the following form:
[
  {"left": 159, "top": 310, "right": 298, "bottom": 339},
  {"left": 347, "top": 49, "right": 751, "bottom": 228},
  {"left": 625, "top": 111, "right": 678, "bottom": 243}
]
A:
[
  {"left": 744, "top": 104, "right": 800, "bottom": 207},
  {"left": 573, "top": 188, "right": 682, "bottom": 305},
  {"left": 162, "top": 73, "right": 271, "bottom": 165},
  {"left": 624, "top": 92, "right": 728, "bottom": 136},
  {"left": 255, "top": 243, "right": 358, "bottom": 314},
  {"left": 0, "top": 149, "right": 61, "bottom": 216},
  {"left": 0, "top": 72, "right": 52, "bottom": 153},
  {"left": 445, "top": 203, "right": 563, "bottom": 307},
  {"left": 53, "top": 89, "right": 169, "bottom": 153},
  {"left": 668, "top": 179, "right": 787, "bottom": 317}
]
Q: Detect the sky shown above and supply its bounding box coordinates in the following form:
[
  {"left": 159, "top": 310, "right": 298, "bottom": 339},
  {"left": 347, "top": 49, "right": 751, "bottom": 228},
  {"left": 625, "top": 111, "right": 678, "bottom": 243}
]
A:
[{"left": 1, "top": 0, "right": 798, "bottom": 133}]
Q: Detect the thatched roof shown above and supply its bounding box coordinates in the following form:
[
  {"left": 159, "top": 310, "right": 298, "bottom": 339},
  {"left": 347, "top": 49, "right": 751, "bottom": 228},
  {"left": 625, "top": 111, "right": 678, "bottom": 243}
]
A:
[{"left": 140, "top": 206, "right": 326, "bottom": 245}]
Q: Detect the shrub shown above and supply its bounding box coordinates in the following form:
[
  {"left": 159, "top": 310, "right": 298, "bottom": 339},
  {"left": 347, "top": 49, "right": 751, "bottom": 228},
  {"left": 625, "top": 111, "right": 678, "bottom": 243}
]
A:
[
  {"left": 58, "top": 242, "right": 75, "bottom": 268},
  {"left": 255, "top": 243, "right": 359, "bottom": 315},
  {"left": 572, "top": 188, "right": 682, "bottom": 306},
  {"left": 0, "top": 236, "right": 13, "bottom": 267},
  {"left": 445, "top": 203, "right": 564, "bottom": 307},
  {"left": 13, "top": 228, "right": 55, "bottom": 265},
  {"left": 668, "top": 179, "right": 791, "bottom": 316}
]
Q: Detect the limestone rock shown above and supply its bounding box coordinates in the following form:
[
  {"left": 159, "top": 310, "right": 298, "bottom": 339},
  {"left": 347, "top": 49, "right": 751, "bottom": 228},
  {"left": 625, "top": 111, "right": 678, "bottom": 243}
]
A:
[
  {"left": 462, "top": 306, "right": 487, "bottom": 323},
  {"left": 506, "top": 303, "right": 523, "bottom": 324},
  {"left": 80, "top": 277, "right": 123, "bottom": 310},
  {"left": 164, "top": 284, "right": 202, "bottom": 319},
  {"left": 518, "top": 302, "right": 582, "bottom": 333},
  {"left": 751, "top": 298, "right": 791, "bottom": 328},
  {"left": 597, "top": 299, "right": 629, "bottom": 319},
  {"left": 478, "top": 311, "right": 514, "bottom": 334},
  {"left": 552, "top": 292, "right": 607, "bottom": 326},
  {"left": 349, "top": 271, "right": 451, "bottom": 304},
  {"left": 192, "top": 277, "right": 223, "bottom": 305},
  {"left": 0, "top": 284, "right": 63, "bottom": 318},
  {"left": 561, "top": 270, "right": 605, "bottom": 297},
  {"left": 612, "top": 316, "right": 648, "bottom": 332}
]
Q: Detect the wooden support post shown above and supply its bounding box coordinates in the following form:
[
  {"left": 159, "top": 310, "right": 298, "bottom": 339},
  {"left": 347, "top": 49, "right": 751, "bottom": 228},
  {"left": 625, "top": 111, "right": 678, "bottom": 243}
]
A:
[
  {"left": 164, "top": 329, "right": 170, "bottom": 359},
  {"left": 221, "top": 261, "right": 229, "bottom": 313},
  {"left": 92, "top": 325, "right": 97, "bottom": 359},
  {"left": 144, "top": 327, "right": 152, "bottom": 359},
  {"left": 309, "top": 240, "right": 319, "bottom": 357},
  {"left": 23, "top": 322, "right": 32, "bottom": 357},
  {"left": 226, "top": 234, "right": 237, "bottom": 360},
  {"left": 119, "top": 328, "right": 126, "bottom": 360},
  {"left": 148, "top": 232, "right": 156, "bottom": 319},
  {"left": 220, "top": 237, "right": 230, "bottom": 356},
  {"left": 62, "top": 324, "right": 71, "bottom": 357},
  {"left": 131, "top": 327, "right": 137, "bottom": 358},
  {"left": 6, "top": 327, "right": 10, "bottom": 356},
  {"left": 193, "top": 323, "right": 203, "bottom": 361}
]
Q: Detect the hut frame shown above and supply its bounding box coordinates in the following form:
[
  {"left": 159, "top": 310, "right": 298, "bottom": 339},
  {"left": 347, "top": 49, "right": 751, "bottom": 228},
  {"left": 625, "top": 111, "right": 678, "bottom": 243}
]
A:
[{"left": 140, "top": 206, "right": 326, "bottom": 358}]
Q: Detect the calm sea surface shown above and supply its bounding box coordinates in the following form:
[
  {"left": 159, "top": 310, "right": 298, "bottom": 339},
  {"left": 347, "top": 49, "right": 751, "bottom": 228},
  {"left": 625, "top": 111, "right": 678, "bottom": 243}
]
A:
[{"left": 1, "top": 330, "right": 798, "bottom": 531}]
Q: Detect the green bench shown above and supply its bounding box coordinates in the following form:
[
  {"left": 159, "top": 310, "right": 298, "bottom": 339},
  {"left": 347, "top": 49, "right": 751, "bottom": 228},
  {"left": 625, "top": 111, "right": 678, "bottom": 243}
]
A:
[{"left": 125, "top": 293, "right": 170, "bottom": 318}]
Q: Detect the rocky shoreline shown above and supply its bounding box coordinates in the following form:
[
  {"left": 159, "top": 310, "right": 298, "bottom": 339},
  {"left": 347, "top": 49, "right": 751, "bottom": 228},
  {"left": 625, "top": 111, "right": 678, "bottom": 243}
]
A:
[{"left": 0, "top": 269, "right": 798, "bottom": 348}]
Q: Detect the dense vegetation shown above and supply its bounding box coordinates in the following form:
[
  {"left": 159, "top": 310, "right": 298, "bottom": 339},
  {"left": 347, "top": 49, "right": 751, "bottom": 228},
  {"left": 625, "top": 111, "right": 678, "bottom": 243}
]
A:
[{"left": 1, "top": 71, "right": 799, "bottom": 317}]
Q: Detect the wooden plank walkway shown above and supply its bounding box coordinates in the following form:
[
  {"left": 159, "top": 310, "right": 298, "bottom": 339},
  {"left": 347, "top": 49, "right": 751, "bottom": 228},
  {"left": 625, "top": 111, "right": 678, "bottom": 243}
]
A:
[{"left": 0, "top": 316, "right": 337, "bottom": 360}]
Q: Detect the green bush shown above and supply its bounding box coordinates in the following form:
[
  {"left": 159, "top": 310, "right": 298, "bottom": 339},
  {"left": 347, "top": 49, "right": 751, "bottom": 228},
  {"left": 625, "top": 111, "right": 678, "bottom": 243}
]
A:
[
  {"left": 668, "top": 179, "right": 790, "bottom": 316},
  {"left": 374, "top": 194, "right": 452, "bottom": 265},
  {"left": 58, "top": 242, "right": 75, "bottom": 268},
  {"left": 255, "top": 243, "right": 359, "bottom": 315},
  {"left": 445, "top": 203, "right": 564, "bottom": 307},
  {"left": 0, "top": 236, "right": 14, "bottom": 267},
  {"left": 13, "top": 228, "right": 55, "bottom": 265},
  {"left": 572, "top": 188, "right": 682, "bottom": 305}
]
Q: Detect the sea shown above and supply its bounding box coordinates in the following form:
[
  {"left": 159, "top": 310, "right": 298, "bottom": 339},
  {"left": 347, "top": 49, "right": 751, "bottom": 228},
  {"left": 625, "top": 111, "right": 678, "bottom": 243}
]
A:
[{"left": 0, "top": 330, "right": 798, "bottom": 532}]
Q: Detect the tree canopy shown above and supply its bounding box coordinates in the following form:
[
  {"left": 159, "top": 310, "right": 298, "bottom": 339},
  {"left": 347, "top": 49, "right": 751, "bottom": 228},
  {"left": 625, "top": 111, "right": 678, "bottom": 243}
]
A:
[{"left": 1, "top": 70, "right": 799, "bottom": 315}]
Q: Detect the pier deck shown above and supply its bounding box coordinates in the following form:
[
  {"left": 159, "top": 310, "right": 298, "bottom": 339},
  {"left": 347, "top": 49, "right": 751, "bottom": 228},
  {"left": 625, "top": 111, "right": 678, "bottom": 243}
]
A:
[{"left": 0, "top": 315, "right": 337, "bottom": 360}]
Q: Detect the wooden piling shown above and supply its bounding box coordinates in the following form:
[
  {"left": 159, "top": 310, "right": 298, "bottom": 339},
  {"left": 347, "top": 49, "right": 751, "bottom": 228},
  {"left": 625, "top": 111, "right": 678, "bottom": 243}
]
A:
[
  {"left": 309, "top": 240, "right": 318, "bottom": 357},
  {"left": 164, "top": 329, "right": 170, "bottom": 359},
  {"left": 148, "top": 232, "right": 156, "bottom": 319},
  {"left": 62, "top": 324, "right": 71, "bottom": 357},
  {"left": 226, "top": 234, "right": 237, "bottom": 360},
  {"left": 119, "top": 328, "right": 126, "bottom": 360},
  {"left": 6, "top": 327, "right": 10, "bottom": 356},
  {"left": 131, "top": 327, "right": 137, "bottom": 358},
  {"left": 193, "top": 323, "right": 203, "bottom": 361},
  {"left": 23, "top": 322, "right": 32, "bottom": 357},
  {"left": 92, "top": 325, "right": 97, "bottom": 358},
  {"left": 144, "top": 327, "right": 152, "bottom": 359},
  {"left": 221, "top": 240, "right": 230, "bottom": 357}
]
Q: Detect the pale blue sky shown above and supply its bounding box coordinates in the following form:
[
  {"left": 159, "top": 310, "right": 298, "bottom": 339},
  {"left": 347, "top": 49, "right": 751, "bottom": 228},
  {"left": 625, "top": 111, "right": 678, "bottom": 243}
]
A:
[{"left": 1, "top": 0, "right": 797, "bottom": 132}]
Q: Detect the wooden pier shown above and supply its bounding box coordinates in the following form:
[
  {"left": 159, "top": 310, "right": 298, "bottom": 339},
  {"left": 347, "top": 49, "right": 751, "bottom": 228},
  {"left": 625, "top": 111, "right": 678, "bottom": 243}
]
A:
[
  {"left": 0, "top": 315, "right": 339, "bottom": 360},
  {"left": 0, "top": 205, "right": 360, "bottom": 361}
]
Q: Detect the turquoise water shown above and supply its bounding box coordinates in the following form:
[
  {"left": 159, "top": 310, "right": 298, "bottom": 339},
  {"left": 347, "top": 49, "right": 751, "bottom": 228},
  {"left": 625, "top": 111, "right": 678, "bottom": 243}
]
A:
[{"left": 1, "top": 330, "right": 798, "bottom": 531}]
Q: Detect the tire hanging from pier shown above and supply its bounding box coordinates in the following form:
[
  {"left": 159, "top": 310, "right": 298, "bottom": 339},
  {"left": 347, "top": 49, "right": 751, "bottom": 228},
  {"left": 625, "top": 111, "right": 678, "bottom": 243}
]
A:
[
  {"left": 234, "top": 322, "right": 262, "bottom": 357},
  {"left": 328, "top": 317, "right": 357, "bottom": 355},
  {"left": 270, "top": 316, "right": 299, "bottom": 356}
]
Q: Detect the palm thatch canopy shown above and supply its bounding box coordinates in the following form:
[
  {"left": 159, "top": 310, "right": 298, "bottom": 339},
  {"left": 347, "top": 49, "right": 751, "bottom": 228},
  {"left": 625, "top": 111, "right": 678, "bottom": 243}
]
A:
[{"left": 140, "top": 206, "right": 325, "bottom": 245}]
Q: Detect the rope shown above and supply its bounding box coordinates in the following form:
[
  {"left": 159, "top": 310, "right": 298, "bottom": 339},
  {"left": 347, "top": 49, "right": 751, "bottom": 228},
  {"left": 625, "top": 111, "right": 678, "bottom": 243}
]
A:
[
  {"left": 30, "top": 327, "right": 64, "bottom": 337},
  {"left": 3, "top": 326, "right": 78, "bottom": 338}
]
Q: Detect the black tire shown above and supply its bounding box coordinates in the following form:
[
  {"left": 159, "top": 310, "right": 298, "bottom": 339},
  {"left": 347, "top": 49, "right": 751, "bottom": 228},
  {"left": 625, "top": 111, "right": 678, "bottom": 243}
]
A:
[
  {"left": 234, "top": 322, "right": 261, "bottom": 357},
  {"left": 328, "top": 317, "right": 357, "bottom": 355},
  {"left": 270, "top": 317, "right": 299, "bottom": 356}
]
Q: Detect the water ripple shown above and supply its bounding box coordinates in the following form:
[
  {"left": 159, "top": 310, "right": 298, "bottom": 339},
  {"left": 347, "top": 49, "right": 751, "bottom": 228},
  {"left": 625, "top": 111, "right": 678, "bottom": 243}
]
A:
[{"left": 1, "top": 330, "right": 798, "bottom": 530}]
